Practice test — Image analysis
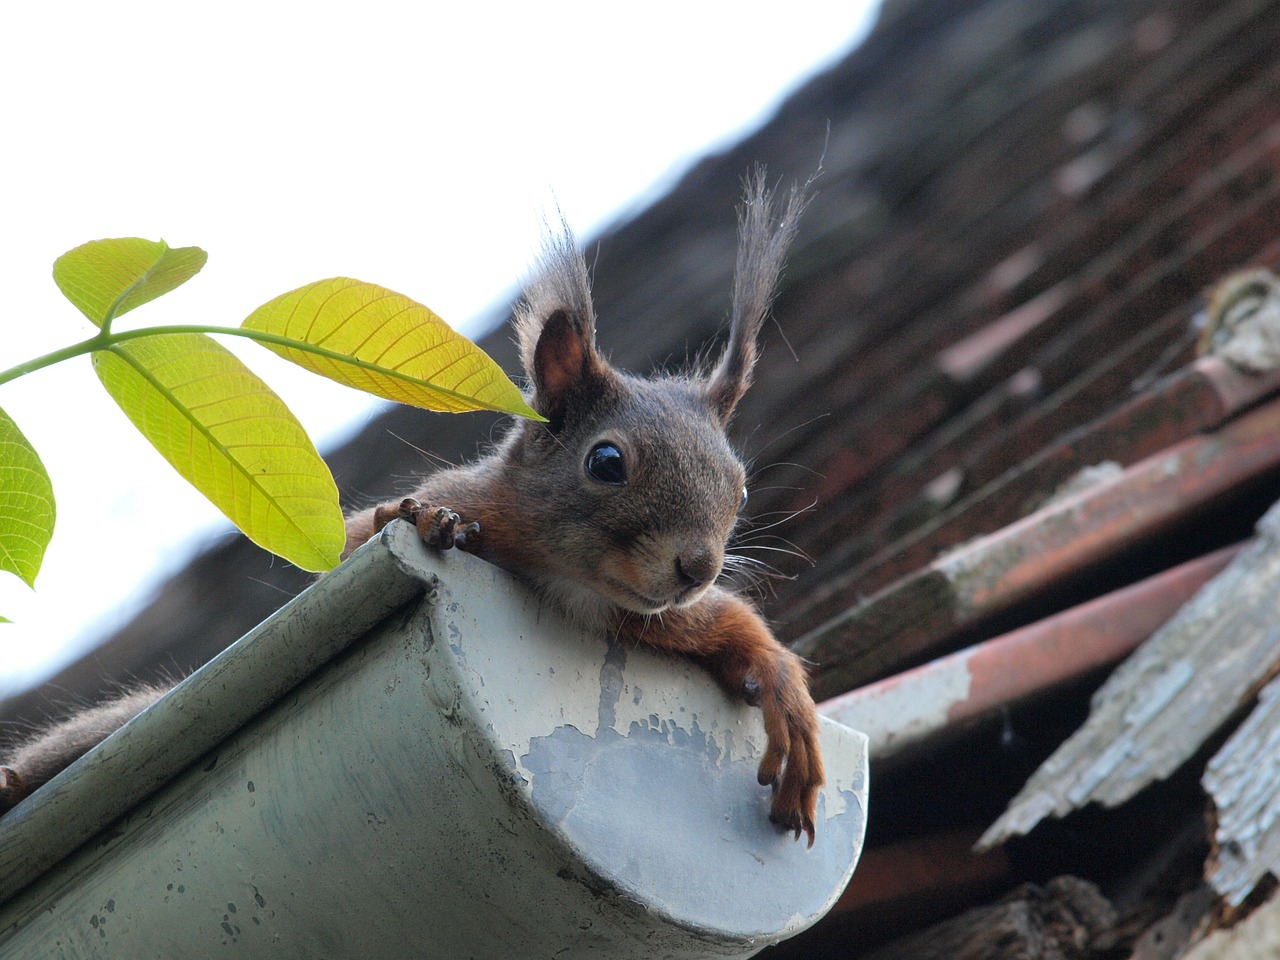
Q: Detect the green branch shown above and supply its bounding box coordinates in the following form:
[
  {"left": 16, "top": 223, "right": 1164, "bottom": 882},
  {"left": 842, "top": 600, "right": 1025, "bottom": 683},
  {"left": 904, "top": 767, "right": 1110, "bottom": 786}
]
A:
[
  {"left": 0, "top": 321, "right": 538, "bottom": 418},
  {"left": 0, "top": 323, "right": 423, "bottom": 389},
  {"left": 0, "top": 333, "right": 109, "bottom": 387}
]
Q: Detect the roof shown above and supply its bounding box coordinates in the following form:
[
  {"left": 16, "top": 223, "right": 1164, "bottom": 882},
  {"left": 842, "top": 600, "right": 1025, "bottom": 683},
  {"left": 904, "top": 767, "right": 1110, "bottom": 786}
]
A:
[{"left": 8, "top": 0, "right": 1280, "bottom": 955}]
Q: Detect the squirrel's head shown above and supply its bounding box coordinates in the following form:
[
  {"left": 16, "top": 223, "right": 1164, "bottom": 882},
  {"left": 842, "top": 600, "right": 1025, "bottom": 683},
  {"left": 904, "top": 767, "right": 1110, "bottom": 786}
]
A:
[{"left": 506, "top": 173, "right": 806, "bottom": 617}]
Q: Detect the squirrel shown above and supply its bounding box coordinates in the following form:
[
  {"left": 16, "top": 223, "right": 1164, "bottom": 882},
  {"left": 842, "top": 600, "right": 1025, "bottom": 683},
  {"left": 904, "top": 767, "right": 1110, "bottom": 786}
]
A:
[{"left": 0, "top": 173, "right": 825, "bottom": 845}]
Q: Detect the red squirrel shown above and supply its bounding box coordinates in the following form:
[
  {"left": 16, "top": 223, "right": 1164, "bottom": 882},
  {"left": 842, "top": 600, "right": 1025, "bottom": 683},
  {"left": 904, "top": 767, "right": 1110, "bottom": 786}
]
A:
[{"left": 1, "top": 175, "right": 824, "bottom": 844}]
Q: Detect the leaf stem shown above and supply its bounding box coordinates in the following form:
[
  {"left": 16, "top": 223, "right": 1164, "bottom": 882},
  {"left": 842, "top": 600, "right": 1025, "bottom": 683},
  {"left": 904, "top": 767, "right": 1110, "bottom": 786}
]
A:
[
  {"left": 0, "top": 333, "right": 110, "bottom": 387},
  {"left": 0, "top": 323, "right": 397, "bottom": 388},
  {"left": 0, "top": 323, "right": 537, "bottom": 417},
  {"left": 110, "top": 323, "right": 362, "bottom": 356},
  {"left": 111, "top": 324, "right": 484, "bottom": 396}
]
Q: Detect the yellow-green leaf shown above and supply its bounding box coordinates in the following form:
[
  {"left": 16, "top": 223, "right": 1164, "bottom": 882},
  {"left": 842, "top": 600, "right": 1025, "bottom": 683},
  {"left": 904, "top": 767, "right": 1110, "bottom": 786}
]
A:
[
  {"left": 0, "top": 407, "right": 55, "bottom": 589},
  {"left": 54, "top": 238, "right": 207, "bottom": 328},
  {"left": 93, "top": 334, "right": 343, "bottom": 572},
  {"left": 243, "top": 278, "right": 542, "bottom": 420}
]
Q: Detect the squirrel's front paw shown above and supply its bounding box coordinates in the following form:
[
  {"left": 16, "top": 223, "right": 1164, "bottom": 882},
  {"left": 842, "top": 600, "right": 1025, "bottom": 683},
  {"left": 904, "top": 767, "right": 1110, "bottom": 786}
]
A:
[
  {"left": 755, "top": 667, "right": 824, "bottom": 848},
  {"left": 381, "top": 498, "right": 481, "bottom": 551}
]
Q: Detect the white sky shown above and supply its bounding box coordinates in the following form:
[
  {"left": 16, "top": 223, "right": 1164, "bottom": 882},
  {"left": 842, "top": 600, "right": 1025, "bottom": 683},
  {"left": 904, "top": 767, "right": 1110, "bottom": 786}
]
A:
[{"left": 0, "top": 1, "right": 879, "bottom": 695}]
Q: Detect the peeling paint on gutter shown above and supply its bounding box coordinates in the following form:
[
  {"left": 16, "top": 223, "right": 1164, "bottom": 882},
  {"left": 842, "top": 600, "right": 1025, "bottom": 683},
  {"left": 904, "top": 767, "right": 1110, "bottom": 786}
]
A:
[
  {"left": 0, "top": 521, "right": 867, "bottom": 958},
  {"left": 0, "top": 530, "right": 428, "bottom": 908}
]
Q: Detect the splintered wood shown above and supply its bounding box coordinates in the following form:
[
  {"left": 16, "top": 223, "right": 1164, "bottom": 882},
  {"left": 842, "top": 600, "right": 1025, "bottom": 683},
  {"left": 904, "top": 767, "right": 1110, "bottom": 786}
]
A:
[
  {"left": 1202, "top": 674, "right": 1280, "bottom": 908},
  {"left": 980, "top": 497, "right": 1280, "bottom": 850}
]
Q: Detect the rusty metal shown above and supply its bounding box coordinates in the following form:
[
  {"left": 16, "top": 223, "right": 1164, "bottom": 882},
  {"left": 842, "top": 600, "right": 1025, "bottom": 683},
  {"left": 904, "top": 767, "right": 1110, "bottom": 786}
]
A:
[
  {"left": 795, "top": 395, "right": 1280, "bottom": 700},
  {"left": 814, "top": 354, "right": 1279, "bottom": 607},
  {"left": 819, "top": 544, "right": 1241, "bottom": 761}
]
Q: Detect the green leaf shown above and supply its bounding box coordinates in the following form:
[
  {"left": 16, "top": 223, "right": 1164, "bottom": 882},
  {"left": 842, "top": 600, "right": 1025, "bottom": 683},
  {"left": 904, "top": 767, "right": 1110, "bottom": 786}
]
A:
[
  {"left": 54, "top": 238, "right": 208, "bottom": 328},
  {"left": 0, "top": 407, "right": 55, "bottom": 590},
  {"left": 243, "top": 278, "right": 543, "bottom": 420},
  {"left": 94, "top": 334, "right": 344, "bottom": 572}
]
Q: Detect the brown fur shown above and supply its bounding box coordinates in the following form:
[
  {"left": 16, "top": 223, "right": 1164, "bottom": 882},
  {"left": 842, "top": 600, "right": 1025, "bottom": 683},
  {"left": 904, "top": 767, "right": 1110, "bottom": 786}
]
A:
[
  {"left": 350, "top": 173, "right": 824, "bottom": 844},
  {"left": 3, "top": 175, "right": 823, "bottom": 843},
  {"left": 616, "top": 589, "right": 824, "bottom": 842}
]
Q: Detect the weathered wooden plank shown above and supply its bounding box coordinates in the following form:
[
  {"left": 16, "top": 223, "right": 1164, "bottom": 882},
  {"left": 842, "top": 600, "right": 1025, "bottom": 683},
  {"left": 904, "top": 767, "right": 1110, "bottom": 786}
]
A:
[
  {"left": 979, "top": 495, "right": 1280, "bottom": 849},
  {"left": 1203, "top": 672, "right": 1280, "bottom": 908},
  {"left": 1128, "top": 885, "right": 1219, "bottom": 960}
]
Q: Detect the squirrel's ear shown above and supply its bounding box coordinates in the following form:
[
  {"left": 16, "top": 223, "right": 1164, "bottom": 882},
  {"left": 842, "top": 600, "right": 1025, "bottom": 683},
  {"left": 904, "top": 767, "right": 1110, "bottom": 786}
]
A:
[
  {"left": 706, "top": 170, "right": 809, "bottom": 423},
  {"left": 530, "top": 308, "right": 602, "bottom": 425},
  {"left": 515, "top": 222, "right": 604, "bottom": 426}
]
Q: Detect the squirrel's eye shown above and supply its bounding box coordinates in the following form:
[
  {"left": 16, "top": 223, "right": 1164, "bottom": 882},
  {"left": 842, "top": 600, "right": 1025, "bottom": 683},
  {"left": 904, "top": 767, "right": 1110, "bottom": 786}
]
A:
[
  {"left": 586, "top": 442, "right": 627, "bottom": 485},
  {"left": 739, "top": 486, "right": 749, "bottom": 511}
]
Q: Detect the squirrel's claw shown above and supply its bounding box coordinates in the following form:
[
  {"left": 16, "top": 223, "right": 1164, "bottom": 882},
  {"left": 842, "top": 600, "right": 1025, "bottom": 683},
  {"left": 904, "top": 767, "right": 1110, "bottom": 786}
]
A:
[
  {"left": 772, "top": 732, "right": 821, "bottom": 849},
  {"left": 394, "top": 499, "right": 478, "bottom": 552},
  {"left": 422, "top": 506, "right": 461, "bottom": 550},
  {"left": 769, "top": 805, "right": 816, "bottom": 847},
  {"left": 765, "top": 734, "right": 820, "bottom": 848},
  {"left": 753, "top": 657, "right": 823, "bottom": 849}
]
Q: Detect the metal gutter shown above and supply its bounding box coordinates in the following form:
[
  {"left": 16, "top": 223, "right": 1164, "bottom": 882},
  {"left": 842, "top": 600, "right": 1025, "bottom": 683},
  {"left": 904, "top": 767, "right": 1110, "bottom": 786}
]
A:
[
  {"left": 0, "top": 521, "right": 867, "bottom": 958},
  {"left": 0, "top": 530, "right": 426, "bottom": 907}
]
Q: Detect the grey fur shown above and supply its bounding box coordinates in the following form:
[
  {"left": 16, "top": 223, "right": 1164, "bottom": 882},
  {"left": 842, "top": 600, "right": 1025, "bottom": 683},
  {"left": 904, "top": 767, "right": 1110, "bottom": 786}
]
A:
[
  {"left": 3, "top": 682, "right": 168, "bottom": 795},
  {"left": 3, "top": 172, "right": 810, "bottom": 813},
  {"left": 513, "top": 214, "right": 599, "bottom": 378},
  {"left": 709, "top": 170, "right": 810, "bottom": 421}
]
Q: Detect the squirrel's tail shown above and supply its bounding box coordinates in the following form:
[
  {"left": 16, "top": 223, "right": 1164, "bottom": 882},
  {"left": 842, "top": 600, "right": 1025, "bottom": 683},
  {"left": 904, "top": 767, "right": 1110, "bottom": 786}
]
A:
[{"left": 0, "top": 681, "right": 169, "bottom": 813}]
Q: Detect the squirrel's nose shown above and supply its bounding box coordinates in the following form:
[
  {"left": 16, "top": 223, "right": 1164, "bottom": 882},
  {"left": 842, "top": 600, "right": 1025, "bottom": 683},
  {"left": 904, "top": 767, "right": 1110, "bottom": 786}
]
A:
[{"left": 675, "top": 550, "right": 719, "bottom": 590}]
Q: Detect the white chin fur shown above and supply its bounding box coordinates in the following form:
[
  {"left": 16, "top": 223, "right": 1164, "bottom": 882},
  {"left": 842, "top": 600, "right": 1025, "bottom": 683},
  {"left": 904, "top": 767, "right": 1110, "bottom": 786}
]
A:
[
  {"left": 673, "top": 584, "right": 712, "bottom": 610},
  {"left": 530, "top": 573, "right": 707, "bottom": 631},
  {"left": 532, "top": 576, "right": 622, "bottom": 634}
]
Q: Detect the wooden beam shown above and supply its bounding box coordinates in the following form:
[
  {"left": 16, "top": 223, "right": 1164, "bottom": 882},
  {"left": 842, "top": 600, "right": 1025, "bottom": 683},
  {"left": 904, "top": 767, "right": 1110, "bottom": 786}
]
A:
[{"left": 980, "top": 494, "right": 1280, "bottom": 849}]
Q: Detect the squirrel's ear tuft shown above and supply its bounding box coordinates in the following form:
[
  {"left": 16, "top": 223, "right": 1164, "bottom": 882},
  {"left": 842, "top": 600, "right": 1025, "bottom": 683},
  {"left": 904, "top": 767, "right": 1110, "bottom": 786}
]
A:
[
  {"left": 706, "top": 169, "right": 809, "bottom": 423},
  {"left": 514, "top": 219, "right": 598, "bottom": 376},
  {"left": 515, "top": 219, "right": 605, "bottom": 427}
]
